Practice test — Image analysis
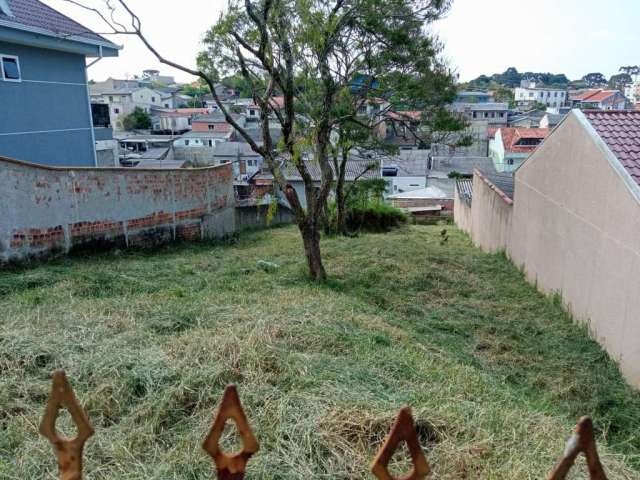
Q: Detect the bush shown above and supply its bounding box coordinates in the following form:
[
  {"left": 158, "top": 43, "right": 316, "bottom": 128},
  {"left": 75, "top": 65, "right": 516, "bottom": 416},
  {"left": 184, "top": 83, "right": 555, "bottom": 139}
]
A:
[{"left": 345, "top": 203, "right": 408, "bottom": 233}]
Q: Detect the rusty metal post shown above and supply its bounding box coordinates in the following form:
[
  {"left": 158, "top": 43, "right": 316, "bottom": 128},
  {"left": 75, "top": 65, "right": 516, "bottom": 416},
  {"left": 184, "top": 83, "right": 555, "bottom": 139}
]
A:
[
  {"left": 371, "top": 406, "right": 431, "bottom": 480},
  {"left": 547, "top": 416, "right": 608, "bottom": 480},
  {"left": 202, "top": 385, "right": 259, "bottom": 480},
  {"left": 39, "top": 371, "right": 94, "bottom": 480}
]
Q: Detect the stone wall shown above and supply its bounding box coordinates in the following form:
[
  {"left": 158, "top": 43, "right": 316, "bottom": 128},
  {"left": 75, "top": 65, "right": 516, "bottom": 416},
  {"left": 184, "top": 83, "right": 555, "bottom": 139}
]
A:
[{"left": 0, "top": 157, "right": 235, "bottom": 263}]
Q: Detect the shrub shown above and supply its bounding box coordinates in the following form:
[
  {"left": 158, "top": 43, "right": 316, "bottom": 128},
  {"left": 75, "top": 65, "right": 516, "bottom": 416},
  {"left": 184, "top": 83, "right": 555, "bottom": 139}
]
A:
[{"left": 345, "top": 203, "right": 408, "bottom": 233}]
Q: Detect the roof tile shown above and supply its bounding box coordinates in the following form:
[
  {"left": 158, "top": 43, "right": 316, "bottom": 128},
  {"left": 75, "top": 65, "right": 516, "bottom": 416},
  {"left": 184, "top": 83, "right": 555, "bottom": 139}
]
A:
[
  {"left": 584, "top": 110, "right": 640, "bottom": 186},
  {"left": 0, "top": 0, "right": 113, "bottom": 45}
]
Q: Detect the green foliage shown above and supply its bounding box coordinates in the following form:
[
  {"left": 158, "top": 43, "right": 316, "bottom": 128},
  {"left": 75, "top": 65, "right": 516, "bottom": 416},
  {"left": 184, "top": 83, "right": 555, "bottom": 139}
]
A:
[
  {"left": 346, "top": 203, "right": 408, "bottom": 232},
  {"left": 346, "top": 178, "right": 388, "bottom": 210},
  {"left": 220, "top": 74, "right": 256, "bottom": 98},
  {"left": 609, "top": 73, "right": 632, "bottom": 91},
  {"left": 121, "top": 107, "right": 152, "bottom": 131},
  {"left": 180, "top": 84, "right": 209, "bottom": 98},
  {"left": 469, "top": 67, "right": 570, "bottom": 89},
  {"left": 582, "top": 72, "right": 608, "bottom": 88},
  {"left": 447, "top": 171, "right": 466, "bottom": 179}
]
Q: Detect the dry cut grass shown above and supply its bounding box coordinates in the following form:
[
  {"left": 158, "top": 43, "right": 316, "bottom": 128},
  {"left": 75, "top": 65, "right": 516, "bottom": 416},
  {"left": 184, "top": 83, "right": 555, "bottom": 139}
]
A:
[{"left": 0, "top": 225, "right": 639, "bottom": 479}]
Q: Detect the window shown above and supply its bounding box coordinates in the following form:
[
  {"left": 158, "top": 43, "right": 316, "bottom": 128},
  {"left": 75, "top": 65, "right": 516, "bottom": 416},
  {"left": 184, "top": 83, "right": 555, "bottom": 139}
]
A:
[
  {"left": 151, "top": 96, "right": 156, "bottom": 102},
  {"left": 554, "top": 92, "right": 558, "bottom": 97},
  {"left": 113, "top": 108, "right": 120, "bottom": 114},
  {"left": 1, "top": 55, "right": 21, "bottom": 81},
  {"left": 529, "top": 92, "right": 534, "bottom": 98},
  {"left": 208, "top": 140, "right": 214, "bottom": 147},
  {"left": 185, "top": 140, "right": 190, "bottom": 146},
  {"left": 208, "top": 125, "right": 215, "bottom": 130},
  {"left": 507, "top": 159, "right": 514, "bottom": 165},
  {"left": 109, "top": 96, "right": 114, "bottom": 102},
  {"left": 164, "top": 103, "right": 169, "bottom": 108},
  {"left": 472, "top": 112, "right": 477, "bottom": 119}
]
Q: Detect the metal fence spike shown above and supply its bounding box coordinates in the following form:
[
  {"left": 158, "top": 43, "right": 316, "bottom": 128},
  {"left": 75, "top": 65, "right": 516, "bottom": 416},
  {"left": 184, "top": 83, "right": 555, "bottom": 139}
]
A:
[
  {"left": 202, "top": 385, "right": 259, "bottom": 480},
  {"left": 371, "top": 406, "right": 431, "bottom": 480},
  {"left": 39, "top": 371, "right": 94, "bottom": 480},
  {"left": 547, "top": 416, "right": 608, "bottom": 480}
]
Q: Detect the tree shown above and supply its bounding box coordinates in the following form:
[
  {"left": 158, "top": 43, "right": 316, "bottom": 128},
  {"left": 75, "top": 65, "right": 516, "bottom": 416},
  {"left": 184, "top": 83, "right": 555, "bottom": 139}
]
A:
[
  {"left": 609, "top": 73, "right": 632, "bottom": 92},
  {"left": 581, "top": 72, "right": 607, "bottom": 88},
  {"left": 62, "top": 0, "right": 455, "bottom": 281},
  {"left": 619, "top": 65, "right": 639, "bottom": 82},
  {"left": 121, "top": 107, "right": 152, "bottom": 131}
]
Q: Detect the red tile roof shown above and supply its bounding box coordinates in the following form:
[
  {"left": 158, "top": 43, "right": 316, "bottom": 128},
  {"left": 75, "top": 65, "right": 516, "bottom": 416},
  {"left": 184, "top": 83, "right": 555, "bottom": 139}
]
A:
[
  {"left": 584, "top": 111, "right": 640, "bottom": 186},
  {"left": 159, "top": 108, "right": 209, "bottom": 117},
  {"left": 487, "top": 127, "right": 499, "bottom": 139},
  {"left": 499, "top": 127, "right": 550, "bottom": 153},
  {"left": 386, "top": 111, "right": 422, "bottom": 122},
  {"left": 572, "top": 89, "right": 619, "bottom": 103}
]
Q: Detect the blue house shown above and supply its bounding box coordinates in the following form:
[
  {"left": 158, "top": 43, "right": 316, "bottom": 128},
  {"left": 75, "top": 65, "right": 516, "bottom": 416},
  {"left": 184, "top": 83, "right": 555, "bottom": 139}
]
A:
[{"left": 0, "top": 0, "right": 120, "bottom": 166}]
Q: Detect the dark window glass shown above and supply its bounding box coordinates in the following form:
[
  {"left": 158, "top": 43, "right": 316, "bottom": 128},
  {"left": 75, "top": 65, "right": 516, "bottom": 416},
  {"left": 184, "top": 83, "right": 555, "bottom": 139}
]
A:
[{"left": 3, "top": 57, "right": 19, "bottom": 80}]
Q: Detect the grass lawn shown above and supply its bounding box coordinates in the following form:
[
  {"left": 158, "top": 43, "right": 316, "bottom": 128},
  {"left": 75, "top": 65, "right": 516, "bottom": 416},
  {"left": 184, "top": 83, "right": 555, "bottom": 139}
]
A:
[{"left": 1, "top": 225, "right": 639, "bottom": 479}]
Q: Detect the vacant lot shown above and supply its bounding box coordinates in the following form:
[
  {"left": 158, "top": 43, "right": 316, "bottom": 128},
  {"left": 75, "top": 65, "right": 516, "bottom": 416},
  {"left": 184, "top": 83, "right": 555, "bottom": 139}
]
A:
[{"left": 1, "top": 225, "right": 639, "bottom": 479}]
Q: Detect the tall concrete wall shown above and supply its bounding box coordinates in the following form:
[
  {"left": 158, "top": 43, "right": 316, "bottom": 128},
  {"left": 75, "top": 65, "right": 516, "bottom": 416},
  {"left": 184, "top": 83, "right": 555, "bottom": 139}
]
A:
[
  {"left": 510, "top": 113, "right": 640, "bottom": 387},
  {"left": 454, "top": 172, "right": 512, "bottom": 253},
  {"left": 453, "top": 187, "right": 472, "bottom": 234},
  {"left": 454, "top": 112, "right": 640, "bottom": 387},
  {"left": 0, "top": 157, "right": 235, "bottom": 263},
  {"left": 470, "top": 173, "right": 513, "bottom": 253}
]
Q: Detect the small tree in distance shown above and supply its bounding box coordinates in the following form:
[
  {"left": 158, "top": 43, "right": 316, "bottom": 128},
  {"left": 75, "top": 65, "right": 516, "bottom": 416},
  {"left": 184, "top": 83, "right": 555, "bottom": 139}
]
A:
[
  {"left": 65, "top": 0, "right": 460, "bottom": 281},
  {"left": 121, "top": 107, "right": 152, "bottom": 131}
]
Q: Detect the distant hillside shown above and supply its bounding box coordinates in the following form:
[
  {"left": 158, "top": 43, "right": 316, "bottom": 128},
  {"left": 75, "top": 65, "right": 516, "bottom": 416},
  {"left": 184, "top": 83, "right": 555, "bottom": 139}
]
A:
[{"left": 467, "top": 67, "right": 570, "bottom": 89}]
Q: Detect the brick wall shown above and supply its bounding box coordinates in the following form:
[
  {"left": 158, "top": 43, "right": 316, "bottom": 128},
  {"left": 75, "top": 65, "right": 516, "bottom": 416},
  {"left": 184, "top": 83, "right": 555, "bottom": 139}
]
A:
[{"left": 0, "top": 157, "right": 236, "bottom": 263}]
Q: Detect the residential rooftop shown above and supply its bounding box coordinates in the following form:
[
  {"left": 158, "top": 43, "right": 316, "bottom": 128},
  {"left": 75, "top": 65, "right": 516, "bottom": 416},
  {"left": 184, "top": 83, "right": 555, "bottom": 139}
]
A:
[
  {"left": 584, "top": 110, "right": 640, "bottom": 186},
  {"left": 0, "top": 0, "right": 118, "bottom": 48},
  {"left": 499, "top": 127, "right": 550, "bottom": 154}
]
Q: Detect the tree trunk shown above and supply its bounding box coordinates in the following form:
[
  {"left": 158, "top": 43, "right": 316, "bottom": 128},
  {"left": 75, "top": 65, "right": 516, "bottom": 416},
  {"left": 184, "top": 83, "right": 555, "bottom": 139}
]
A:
[
  {"left": 335, "top": 149, "right": 349, "bottom": 236},
  {"left": 335, "top": 188, "right": 347, "bottom": 236},
  {"left": 300, "top": 222, "right": 326, "bottom": 282}
]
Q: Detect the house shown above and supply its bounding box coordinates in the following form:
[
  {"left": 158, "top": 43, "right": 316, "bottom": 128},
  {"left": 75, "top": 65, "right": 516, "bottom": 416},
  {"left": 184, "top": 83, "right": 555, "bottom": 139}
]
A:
[
  {"left": 212, "top": 142, "right": 263, "bottom": 179},
  {"left": 514, "top": 80, "right": 567, "bottom": 108},
  {"left": 382, "top": 150, "right": 430, "bottom": 196},
  {"left": 489, "top": 127, "right": 549, "bottom": 172},
  {"left": 508, "top": 109, "right": 546, "bottom": 128},
  {"left": 451, "top": 102, "right": 509, "bottom": 126},
  {"left": 172, "top": 131, "right": 231, "bottom": 166},
  {"left": 377, "top": 111, "right": 424, "bottom": 150},
  {"left": 253, "top": 158, "right": 380, "bottom": 209},
  {"left": 455, "top": 91, "right": 494, "bottom": 103},
  {"left": 624, "top": 81, "right": 640, "bottom": 104},
  {"left": 0, "top": 0, "right": 120, "bottom": 166},
  {"left": 139, "top": 69, "right": 176, "bottom": 87},
  {"left": 157, "top": 108, "right": 210, "bottom": 133},
  {"left": 539, "top": 112, "right": 566, "bottom": 129},
  {"left": 387, "top": 186, "right": 452, "bottom": 218},
  {"left": 90, "top": 86, "right": 167, "bottom": 129},
  {"left": 427, "top": 155, "right": 498, "bottom": 198},
  {"left": 191, "top": 113, "right": 246, "bottom": 134},
  {"left": 115, "top": 134, "right": 175, "bottom": 165},
  {"left": 570, "top": 89, "right": 627, "bottom": 110}
]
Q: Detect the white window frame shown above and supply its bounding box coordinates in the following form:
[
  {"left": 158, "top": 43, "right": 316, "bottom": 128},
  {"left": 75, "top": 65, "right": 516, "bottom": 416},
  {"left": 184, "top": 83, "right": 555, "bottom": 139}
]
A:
[{"left": 1, "top": 54, "right": 21, "bottom": 82}]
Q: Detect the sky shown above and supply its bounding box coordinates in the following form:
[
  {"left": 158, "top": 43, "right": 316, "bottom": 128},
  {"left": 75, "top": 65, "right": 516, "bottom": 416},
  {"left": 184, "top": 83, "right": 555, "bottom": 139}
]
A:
[{"left": 44, "top": 0, "right": 640, "bottom": 84}]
